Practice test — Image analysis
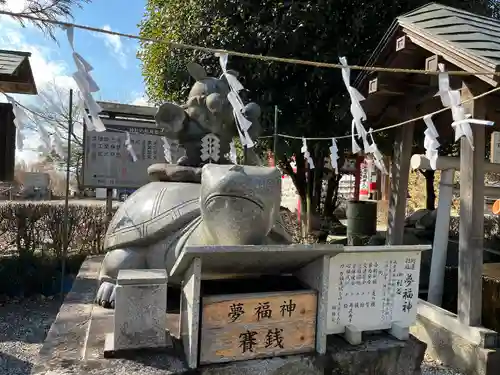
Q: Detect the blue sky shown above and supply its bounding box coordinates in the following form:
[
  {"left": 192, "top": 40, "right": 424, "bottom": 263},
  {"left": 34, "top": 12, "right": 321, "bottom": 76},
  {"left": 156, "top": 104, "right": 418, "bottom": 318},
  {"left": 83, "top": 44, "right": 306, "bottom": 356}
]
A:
[
  {"left": 0, "top": 0, "right": 150, "bottom": 161},
  {"left": 70, "top": 0, "right": 147, "bottom": 103}
]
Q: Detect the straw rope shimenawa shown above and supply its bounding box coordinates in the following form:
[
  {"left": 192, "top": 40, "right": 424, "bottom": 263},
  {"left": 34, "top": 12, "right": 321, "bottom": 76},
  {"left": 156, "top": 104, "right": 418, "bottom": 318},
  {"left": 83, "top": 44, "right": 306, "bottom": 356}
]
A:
[
  {"left": 2, "top": 10, "right": 500, "bottom": 141},
  {"left": 2, "top": 9, "right": 500, "bottom": 77},
  {"left": 260, "top": 85, "right": 500, "bottom": 140}
]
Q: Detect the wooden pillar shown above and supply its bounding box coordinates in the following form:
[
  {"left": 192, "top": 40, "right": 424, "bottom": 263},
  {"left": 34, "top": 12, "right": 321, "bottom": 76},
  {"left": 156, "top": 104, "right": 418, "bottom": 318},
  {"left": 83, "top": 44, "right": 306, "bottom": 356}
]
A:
[
  {"left": 428, "top": 169, "right": 455, "bottom": 306},
  {"left": 387, "top": 122, "right": 415, "bottom": 245},
  {"left": 381, "top": 156, "right": 391, "bottom": 201},
  {"left": 457, "top": 84, "right": 486, "bottom": 326}
]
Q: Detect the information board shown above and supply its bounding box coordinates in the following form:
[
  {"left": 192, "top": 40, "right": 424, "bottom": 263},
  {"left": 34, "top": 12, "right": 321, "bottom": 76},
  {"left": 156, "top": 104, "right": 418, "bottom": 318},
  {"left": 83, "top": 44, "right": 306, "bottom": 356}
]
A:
[
  {"left": 326, "top": 251, "right": 421, "bottom": 333},
  {"left": 83, "top": 119, "right": 169, "bottom": 189}
]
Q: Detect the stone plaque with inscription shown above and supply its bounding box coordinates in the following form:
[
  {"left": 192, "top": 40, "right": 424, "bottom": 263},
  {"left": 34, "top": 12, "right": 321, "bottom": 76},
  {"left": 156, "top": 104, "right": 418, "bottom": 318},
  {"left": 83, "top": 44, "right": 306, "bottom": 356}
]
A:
[
  {"left": 327, "top": 251, "right": 421, "bottom": 333},
  {"left": 199, "top": 290, "right": 317, "bottom": 365},
  {"left": 83, "top": 120, "right": 168, "bottom": 189}
]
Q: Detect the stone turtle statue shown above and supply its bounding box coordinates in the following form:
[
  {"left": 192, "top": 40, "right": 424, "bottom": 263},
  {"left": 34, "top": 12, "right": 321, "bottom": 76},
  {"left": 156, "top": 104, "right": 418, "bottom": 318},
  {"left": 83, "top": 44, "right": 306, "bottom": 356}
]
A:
[{"left": 96, "top": 164, "right": 292, "bottom": 308}]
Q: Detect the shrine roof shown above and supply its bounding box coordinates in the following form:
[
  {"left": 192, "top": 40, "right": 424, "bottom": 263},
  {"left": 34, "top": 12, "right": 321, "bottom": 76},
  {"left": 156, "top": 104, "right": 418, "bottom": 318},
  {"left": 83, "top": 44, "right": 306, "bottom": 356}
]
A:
[
  {"left": 355, "top": 3, "right": 500, "bottom": 89},
  {"left": 0, "top": 50, "right": 37, "bottom": 95},
  {"left": 399, "top": 3, "right": 500, "bottom": 66}
]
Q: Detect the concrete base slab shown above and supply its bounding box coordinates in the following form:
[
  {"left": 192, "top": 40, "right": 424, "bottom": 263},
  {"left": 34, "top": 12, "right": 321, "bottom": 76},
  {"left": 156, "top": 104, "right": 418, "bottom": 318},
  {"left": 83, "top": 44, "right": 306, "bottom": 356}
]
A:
[
  {"left": 31, "top": 256, "right": 427, "bottom": 375},
  {"left": 411, "top": 300, "right": 500, "bottom": 375},
  {"left": 103, "top": 333, "right": 173, "bottom": 359}
]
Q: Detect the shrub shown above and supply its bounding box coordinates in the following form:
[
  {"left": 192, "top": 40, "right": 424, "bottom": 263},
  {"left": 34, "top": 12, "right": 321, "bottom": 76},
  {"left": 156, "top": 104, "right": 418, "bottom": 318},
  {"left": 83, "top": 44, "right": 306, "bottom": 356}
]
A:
[{"left": 0, "top": 201, "right": 116, "bottom": 296}]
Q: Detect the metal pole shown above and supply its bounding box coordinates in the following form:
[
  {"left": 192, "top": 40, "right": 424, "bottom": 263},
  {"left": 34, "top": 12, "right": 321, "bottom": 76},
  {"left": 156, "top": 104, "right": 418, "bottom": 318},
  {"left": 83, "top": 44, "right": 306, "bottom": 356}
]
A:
[
  {"left": 273, "top": 105, "right": 278, "bottom": 158},
  {"left": 106, "top": 188, "right": 113, "bottom": 224},
  {"left": 60, "top": 88, "right": 73, "bottom": 301}
]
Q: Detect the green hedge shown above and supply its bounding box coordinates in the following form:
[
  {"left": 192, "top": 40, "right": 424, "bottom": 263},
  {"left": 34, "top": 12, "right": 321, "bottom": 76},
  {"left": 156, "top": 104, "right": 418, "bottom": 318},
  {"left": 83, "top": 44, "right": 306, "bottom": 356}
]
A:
[{"left": 0, "top": 201, "right": 114, "bottom": 296}]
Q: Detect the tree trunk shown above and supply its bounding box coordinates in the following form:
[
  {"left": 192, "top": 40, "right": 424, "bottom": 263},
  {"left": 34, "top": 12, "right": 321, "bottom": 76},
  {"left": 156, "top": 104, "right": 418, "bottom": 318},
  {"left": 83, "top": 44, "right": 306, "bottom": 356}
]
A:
[
  {"left": 421, "top": 169, "right": 436, "bottom": 210},
  {"left": 313, "top": 171, "right": 322, "bottom": 214},
  {"left": 324, "top": 176, "right": 336, "bottom": 217},
  {"left": 312, "top": 151, "right": 325, "bottom": 215},
  {"left": 278, "top": 154, "right": 307, "bottom": 237}
]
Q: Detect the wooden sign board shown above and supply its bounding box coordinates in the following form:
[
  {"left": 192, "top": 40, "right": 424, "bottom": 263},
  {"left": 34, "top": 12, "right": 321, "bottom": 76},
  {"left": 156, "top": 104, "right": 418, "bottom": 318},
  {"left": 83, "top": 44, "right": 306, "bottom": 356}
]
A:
[
  {"left": 199, "top": 290, "right": 316, "bottom": 365},
  {"left": 491, "top": 132, "right": 500, "bottom": 164},
  {"left": 326, "top": 250, "right": 421, "bottom": 334}
]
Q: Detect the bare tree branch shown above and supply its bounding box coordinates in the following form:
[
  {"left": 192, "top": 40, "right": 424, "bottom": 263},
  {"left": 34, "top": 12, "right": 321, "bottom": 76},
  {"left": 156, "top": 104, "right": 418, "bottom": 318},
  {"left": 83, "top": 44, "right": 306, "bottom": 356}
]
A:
[
  {"left": 0, "top": 0, "right": 91, "bottom": 40},
  {"left": 22, "top": 81, "right": 84, "bottom": 188},
  {"left": 26, "top": 80, "right": 83, "bottom": 146}
]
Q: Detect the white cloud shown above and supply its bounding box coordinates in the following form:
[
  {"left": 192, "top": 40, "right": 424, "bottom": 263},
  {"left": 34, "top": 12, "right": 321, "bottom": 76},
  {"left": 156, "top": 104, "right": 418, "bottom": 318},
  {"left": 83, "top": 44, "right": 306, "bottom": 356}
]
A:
[
  {"left": 0, "top": 15, "right": 76, "bottom": 163},
  {"left": 2, "top": 0, "right": 27, "bottom": 13},
  {"left": 130, "top": 93, "right": 153, "bottom": 107},
  {"left": 95, "top": 25, "right": 128, "bottom": 69}
]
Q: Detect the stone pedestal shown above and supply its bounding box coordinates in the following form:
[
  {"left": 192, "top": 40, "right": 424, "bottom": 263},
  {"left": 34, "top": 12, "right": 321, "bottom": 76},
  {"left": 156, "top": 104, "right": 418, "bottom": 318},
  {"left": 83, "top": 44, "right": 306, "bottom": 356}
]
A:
[
  {"left": 32, "top": 256, "right": 428, "bottom": 375},
  {"left": 106, "top": 269, "right": 168, "bottom": 353}
]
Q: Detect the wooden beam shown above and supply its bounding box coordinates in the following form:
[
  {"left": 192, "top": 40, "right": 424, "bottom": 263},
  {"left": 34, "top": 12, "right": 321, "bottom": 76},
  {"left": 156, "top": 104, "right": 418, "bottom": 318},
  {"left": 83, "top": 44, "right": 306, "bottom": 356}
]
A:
[
  {"left": 458, "top": 83, "right": 486, "bottom": 327},
  {"left": 386, "top": 119, "right": 415, "bottom": 245},
  {"left": 96, "top": 101, "right": 157, "bottom": 119},
  {"left": 0, "top": 81, "right": 37, "bottom": 95},
  {"left": 395, "top": 36, "right": 406, "bottom": 51},
  {"left": 411, "top": 154, "right": 500, "bottom": 173},
  {"left": 367, "top": 77, "right": 406, "bottom": 96},
  {"left": 423, "top": 54, "right": 465, "bottom": 91},
  {"left": 425, "top": 54, "right": 447, "bottom": 88},
  {"left": 395, "top": 35, "right": 419, "bottom": 55},
  {"left": 425, "top": 54, "right": 441, "bottom": 72}
]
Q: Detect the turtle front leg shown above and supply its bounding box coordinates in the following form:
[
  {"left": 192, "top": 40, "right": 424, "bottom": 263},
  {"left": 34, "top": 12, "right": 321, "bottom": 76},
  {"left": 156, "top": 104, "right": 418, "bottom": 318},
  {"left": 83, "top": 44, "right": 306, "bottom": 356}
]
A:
[{"left": 96, "top": 248, "right": 147, "bottom": 308}]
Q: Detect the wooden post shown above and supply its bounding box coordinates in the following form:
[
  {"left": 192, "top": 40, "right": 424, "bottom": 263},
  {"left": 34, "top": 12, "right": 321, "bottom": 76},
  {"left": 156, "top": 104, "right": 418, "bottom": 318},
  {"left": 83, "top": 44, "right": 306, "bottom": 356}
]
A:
[
  {"left": 457, "top": 85, "right": 486, "bottom": 327},
  {"left": 61, "top": 89, "right": 73, "bottom": 300},
  {"left": 381, "top": 156, "right": 391, "bottom": 201},
  {"left": 106, "top": 188, "right": 113, "bottom": 225},
  {"left": 428, "top": 169, "right": 455, "bottom": 306},
  {"left": 386, "top": 122, "right": 415, "bottom": 245}
]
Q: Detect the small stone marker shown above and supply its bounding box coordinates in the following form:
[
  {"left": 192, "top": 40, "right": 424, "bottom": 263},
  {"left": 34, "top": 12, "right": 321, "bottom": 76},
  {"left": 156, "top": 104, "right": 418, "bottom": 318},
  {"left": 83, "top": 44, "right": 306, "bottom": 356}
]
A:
[{"left": 104, "top": 269, "right": 168, "bottom": 355}]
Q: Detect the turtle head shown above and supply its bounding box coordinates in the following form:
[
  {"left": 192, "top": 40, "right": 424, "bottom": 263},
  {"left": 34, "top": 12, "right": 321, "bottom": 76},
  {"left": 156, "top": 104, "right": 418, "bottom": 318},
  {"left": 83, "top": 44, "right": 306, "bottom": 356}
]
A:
[{"left": 200, "top": 164, "right": 281, "bottom": 244}]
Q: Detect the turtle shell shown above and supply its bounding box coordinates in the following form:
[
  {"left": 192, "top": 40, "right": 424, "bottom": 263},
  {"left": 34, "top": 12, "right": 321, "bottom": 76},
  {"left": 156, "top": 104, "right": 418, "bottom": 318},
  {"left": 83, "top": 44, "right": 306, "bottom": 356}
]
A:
[{"left": 104, "top": 181, "right": 201, "bottom": 250}]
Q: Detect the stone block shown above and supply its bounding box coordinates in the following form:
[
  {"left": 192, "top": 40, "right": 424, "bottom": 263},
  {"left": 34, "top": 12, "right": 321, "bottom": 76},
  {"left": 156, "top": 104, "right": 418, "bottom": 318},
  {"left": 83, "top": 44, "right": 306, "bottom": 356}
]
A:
[
  {"left": 200, "top": 356, "right": 323, "bottom": 375},
  {"left": 113, "top": 269, "right": 168, "bottom": 351},
  {"left": 412, "top": 314, "right": 500, "bottom": 375},
  {"left": 327, "top": 334, "right": 426, "bottom": 375}
]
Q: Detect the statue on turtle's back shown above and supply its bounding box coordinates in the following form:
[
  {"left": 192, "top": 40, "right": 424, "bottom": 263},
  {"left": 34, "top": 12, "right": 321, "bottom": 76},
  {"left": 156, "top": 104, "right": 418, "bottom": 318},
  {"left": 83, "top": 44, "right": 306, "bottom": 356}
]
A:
[
  {"left": 95, "top": 62, "right": 291, "bottom": 308},
  {"left": 155, "top": 62, "right": 262, "bottom": 167}
]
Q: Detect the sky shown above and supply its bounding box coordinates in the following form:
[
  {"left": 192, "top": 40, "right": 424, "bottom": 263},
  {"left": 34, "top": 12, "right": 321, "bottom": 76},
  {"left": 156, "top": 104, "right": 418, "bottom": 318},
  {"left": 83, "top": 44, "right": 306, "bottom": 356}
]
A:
[{"left": 0, "top": 0, "right": 150, "bottom": 161}]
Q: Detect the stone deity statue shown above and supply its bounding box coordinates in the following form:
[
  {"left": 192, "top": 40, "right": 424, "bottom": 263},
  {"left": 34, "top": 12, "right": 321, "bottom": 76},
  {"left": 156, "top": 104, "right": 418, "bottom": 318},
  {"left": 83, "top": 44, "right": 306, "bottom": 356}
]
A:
[{"left": 155, "top": 62, "right": 262, "bottom": 167}]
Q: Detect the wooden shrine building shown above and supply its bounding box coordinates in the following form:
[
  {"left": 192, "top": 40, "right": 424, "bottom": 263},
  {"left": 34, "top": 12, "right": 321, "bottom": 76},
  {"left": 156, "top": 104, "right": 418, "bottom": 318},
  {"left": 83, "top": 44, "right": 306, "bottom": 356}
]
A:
[
  {"left": 354, "top": 3, "right": 500, "bottom": 373},
  {"left": 0, "top": 50, "right": 37, "bottom": 181},
  {"left": 0, "top": 50, "right": 37, "bottom": 95}
]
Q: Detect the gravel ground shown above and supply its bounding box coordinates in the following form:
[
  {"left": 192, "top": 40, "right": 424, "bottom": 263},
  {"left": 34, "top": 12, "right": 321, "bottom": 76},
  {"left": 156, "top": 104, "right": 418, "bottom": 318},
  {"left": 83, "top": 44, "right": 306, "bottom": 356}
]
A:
[
  {"left": 0, "top": 296, "right": 465, "bottom": 375},
  {"left": 421, "top": 354, "right": 465, "bottom": 375},
  {"left": 0, "top": 296, "right": 61, "bottom": 375}
]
